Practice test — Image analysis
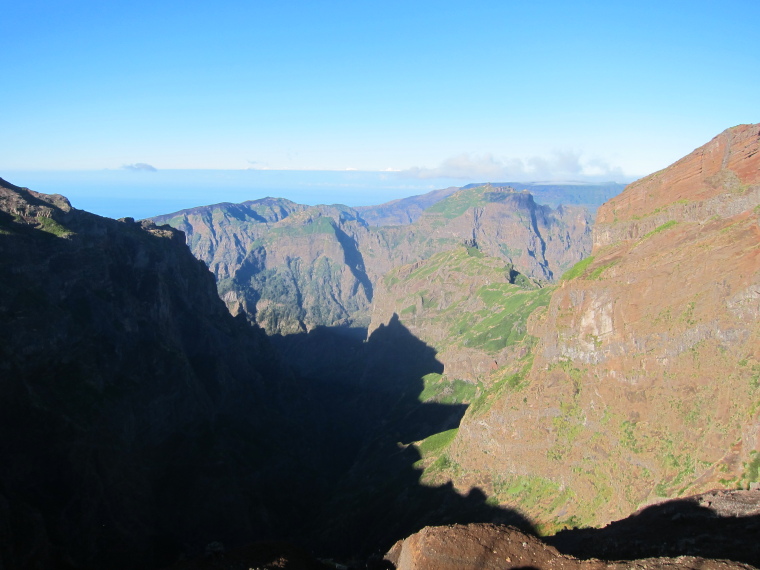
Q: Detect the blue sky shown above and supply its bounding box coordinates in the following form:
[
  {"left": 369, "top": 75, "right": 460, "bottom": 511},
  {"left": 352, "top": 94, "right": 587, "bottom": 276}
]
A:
[{"left": 2, "top": 1, "right": 758, "bottom": 217}]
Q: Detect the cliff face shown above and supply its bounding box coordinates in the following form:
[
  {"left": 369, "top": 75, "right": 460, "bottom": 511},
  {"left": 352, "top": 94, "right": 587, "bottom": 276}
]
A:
[
  {"left": 367, "top": 246, "right": 550, "bottom": 389},
  {"left": 424, "top": 125, "right": 760, "bottom": 531},
  {"left": 0, "top": 180, "right": 300, "bottom": 569},
  {"left": 155, "top": 186, "right": 592, "bottom": 335}
]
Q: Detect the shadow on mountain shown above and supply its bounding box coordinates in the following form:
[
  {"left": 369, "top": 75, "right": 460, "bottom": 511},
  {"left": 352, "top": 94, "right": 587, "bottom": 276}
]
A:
[
  {"left": 271, "top": 314, "right": 536, "bottom": 561},
  {"left": 0, "top": 198, "right": 332, "bottom": 570},
  {"left": 547, "top": 497, "right": 760, "bottom": 567}
]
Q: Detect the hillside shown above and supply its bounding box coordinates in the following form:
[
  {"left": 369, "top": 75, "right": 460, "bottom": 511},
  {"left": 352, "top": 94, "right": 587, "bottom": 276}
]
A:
[
  {"left": 415, "top": 124, "right": 760, "bottom": 532},
  {"left": 154, "top": 185, "right": 591, "bottom": 334},
  {"left": 0, "top": 179, "right": 312, "bottom": 569}
]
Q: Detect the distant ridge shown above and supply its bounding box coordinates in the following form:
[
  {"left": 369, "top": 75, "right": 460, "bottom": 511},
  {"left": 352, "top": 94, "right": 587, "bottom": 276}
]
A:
[{"left": 462, "top": 181, "right": 626, "bottom": 212}]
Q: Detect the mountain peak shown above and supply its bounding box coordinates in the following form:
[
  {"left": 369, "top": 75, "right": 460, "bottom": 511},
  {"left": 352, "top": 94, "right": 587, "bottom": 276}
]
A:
[
  {"left": 597, "top": 123, "right": 759, "bottom": 226},
  {"left": 594, "top": 123, "right": 760, "bottom": 248}
]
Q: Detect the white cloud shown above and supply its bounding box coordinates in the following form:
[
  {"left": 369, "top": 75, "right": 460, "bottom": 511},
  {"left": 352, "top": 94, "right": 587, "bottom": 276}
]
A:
[
  {"left": 122, "top": 163, "right": 157, "bottom": 172},
  {"left": 399, "top": 151, "right": 627, "bottom": 182},
  {"left": 246, "top": 160, "right": 272, "bottom": 170}
]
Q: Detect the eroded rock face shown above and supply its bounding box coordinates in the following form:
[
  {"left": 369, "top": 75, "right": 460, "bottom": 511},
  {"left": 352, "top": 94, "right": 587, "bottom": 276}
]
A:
[
  {"left": 424, "top": 125, "right": 760, "bottom": 532},
  {"left": 384, "top": 523, "right": 755, "bottom": 570},
  {"left": 154, "top": 187, "right": 592, "bottom": 335}
]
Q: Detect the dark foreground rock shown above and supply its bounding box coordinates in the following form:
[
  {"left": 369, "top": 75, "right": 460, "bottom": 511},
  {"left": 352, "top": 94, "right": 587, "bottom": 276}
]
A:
[
  {"left": 548, "top": 489, "right": 760, "bottom": 567},
  {"left": 0, "top": 179, "right": 310, "bottom": 569},
  {"left": 383, "top": 523, "right": 757, "bottom": 570}
]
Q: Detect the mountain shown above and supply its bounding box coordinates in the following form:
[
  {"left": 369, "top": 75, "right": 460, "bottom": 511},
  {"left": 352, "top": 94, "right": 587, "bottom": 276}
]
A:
[
  {"left": 0, "top": 179, "right": 312, "bottom": 569},
  {"left": 354, "top": 186, "right": 460, "bottom": 226},
  {"left": 356, "top": 182, "right": 625, "bottom": 227},
  {"left": 368, "top": 245, "right": 549, "bottom": 397},
  {"left": 462, "top": 181, "right": 627, "bottom": 214},
  {"left": 153, "top": 185, "right": 591, "bottom": 335},
  {"left": 411, "top": 124, "right": 760, "bottom": 532}
]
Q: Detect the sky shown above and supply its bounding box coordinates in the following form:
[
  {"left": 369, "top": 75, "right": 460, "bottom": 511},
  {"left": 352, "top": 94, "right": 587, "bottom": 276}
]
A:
[{"left": 2, "top": 0, "right": 758, "bottom": 218}]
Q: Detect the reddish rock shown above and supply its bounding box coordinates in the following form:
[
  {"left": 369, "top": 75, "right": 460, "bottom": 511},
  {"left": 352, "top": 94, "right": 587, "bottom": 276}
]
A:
[
  {"left": 429, "top": 124, "right": 760, "bottom": 532},
  {"left": 384, "top": 523, "right": 756, "bottom": 570},
  {"left": 597, "top": 124, "right": 760, "bottom": 227}
]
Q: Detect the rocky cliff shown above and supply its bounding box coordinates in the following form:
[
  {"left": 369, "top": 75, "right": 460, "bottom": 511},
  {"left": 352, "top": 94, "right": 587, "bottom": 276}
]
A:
[
  {"left": 0, "top": 179, "right": 308, "bottom": 569},
  {"left": 154, "top": 186, "right": 591, "bottom": 335},
  {"left": 418, "top": 124, "right": 760, "bottom": 532}
]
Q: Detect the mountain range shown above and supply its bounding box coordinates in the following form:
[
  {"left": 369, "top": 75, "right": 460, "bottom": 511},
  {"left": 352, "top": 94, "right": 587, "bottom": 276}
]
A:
[
  {"left": 152, "top": 184, "right": 595, "bottom": 335},
  {"left": 0, "top": 125, "right": 758, "bottom": 569}
]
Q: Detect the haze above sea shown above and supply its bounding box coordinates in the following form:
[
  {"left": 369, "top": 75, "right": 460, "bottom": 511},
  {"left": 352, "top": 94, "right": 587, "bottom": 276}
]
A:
[{"left": 4, "top": 170, "right": 479, "bottom": 221}]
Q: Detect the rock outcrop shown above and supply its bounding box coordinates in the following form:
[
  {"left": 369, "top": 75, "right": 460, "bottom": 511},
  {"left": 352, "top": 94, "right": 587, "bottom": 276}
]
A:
[
  {"left": 416, "top": 124, "right": 760, "bottom": 532},
  {"left": 384, "top": 522, "right": 756, "bottom": 570}
]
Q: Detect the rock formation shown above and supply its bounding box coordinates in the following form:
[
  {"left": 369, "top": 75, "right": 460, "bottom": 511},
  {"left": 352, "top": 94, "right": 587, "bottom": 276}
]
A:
[
  {"left": 384, "top": 521, "right": 756, "bottom": 570},
  {"left": 418, "top": 124, "right": 760, "bottom": 532},
  {"left": 154, "top": 186, "right": 592, "bottom": 335}
]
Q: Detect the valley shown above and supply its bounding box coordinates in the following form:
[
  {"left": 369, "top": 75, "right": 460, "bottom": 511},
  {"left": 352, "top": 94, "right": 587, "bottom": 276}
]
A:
[{"left": 1, "top": 125, "right": 759, "bottom": 570}]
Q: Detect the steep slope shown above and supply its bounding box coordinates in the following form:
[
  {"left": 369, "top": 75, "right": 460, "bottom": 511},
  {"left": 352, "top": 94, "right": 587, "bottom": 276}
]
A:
[
  {"left": 408, "top": 186, "right": 590, "bottom": 282},
  {"left": 420, "top": 124, "right": 760, "bottom": 532},
  {"left": 0, "top": 179, "right": 307, "bottom": 569},
  {"left": 368, "top": 245, "right": 550, "bottom": 392},
  {"left": 151, "top": 197, "right": 308, "bottom": 279},
  {"left": 220, "top": 205, "right": 376, "bottom": 334},
  {"left": 154, "top": 186, "right": 591, "bottom": 335},
  {"left": 355, "top": 186, "right": 460, "bottom": 226}
]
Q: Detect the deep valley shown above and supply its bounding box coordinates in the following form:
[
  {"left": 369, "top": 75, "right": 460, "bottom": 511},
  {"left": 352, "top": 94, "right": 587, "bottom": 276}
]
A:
[{"left": 1, "top": 125, "right": 759, "bottom": 570}]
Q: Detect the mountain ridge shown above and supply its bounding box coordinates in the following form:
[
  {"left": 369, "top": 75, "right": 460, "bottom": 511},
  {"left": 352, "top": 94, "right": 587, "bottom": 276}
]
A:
[
  {"left": 153, "top": 185, "right": 592, "bottom": 335},
  {"left": 415, "top": 123, "right": 760, "bottom": 533}
]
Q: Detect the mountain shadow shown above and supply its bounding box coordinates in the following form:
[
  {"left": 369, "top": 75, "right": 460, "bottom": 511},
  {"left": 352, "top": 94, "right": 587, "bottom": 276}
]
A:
[
  {"left": 271, "top": 314, "right": 536, "bottom": 562},
  {"left": 0, "top": 184, "right": 333, "bottom": 570},
  {"left": 547, "top": 493, "right": 760, "bottom": 567}
]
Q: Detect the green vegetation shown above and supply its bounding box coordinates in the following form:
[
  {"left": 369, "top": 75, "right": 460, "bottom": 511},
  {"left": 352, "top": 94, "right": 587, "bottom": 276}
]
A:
[
  {"left": 489, "top": 473, "right": 574, "bottom": 528},
  {"left": 416, "top": 428, "right": 459, "bottom": 457},
  {"left": 744, "top": 450, "right": 760, "bottom": 484},
  {"left": 418, "top": 373, "right": 478, "bottom": 404},
  {"left": 424, "top": 187, "right": 489, "bottom": 218},
  {"left": 588, "top": 260, "right": 617, "bottom": 280},
  {"left": 620, "top": 420, "right": 643, "bottom": 453},
  {"left": 459, "top": 286, "right": 553, "bottom": 353},
  {"left": 642, "top": 220, "right": 679, "bottom": 240},
  {"left": 400, "top": 304, "right": 416, "bottom": 315},
  {"left": 468, "top": 355, "right": 534, "bottom": 416},
  {"left": 561, "top": 256, "right": 595, "bottom": 280},
  {"left": 37, "top": 216, "right": 73, "bottom": 237},
  {"left": 268, "top": 215, "right": 336, "bottom": 238}
]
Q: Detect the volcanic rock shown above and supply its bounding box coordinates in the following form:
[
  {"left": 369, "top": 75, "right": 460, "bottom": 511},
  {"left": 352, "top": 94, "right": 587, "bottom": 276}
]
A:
[
  {"left": 418, "top": 124, "right": 760, "bottom": 531},
  {"left": 384, "top": 523, "right": 755, "bottom": 570}
]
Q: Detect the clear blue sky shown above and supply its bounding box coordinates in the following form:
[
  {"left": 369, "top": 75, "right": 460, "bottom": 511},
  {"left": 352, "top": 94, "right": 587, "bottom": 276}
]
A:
[{"left": 2, "top": 0, "right": 758, "bottom": 211}]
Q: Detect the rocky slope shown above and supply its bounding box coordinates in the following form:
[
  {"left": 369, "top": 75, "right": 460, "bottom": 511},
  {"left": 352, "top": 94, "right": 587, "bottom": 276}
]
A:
[
  {"left": 0, "top": 179, "right": 311, "bottom": 569},
  {"left": 416, "top": 124, "right": 760, "bottom": 532},
  {"left": 367, "top": 245, "right": 550, "bottom": 404},
  {"left": 154, "top": 186, "right": 591, "bottom": 335}
]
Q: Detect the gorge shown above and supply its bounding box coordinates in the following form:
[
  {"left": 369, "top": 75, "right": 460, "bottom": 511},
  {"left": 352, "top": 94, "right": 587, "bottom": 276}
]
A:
[{"left": 1, "top": 124, "right": 759, "bottom": 570}]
